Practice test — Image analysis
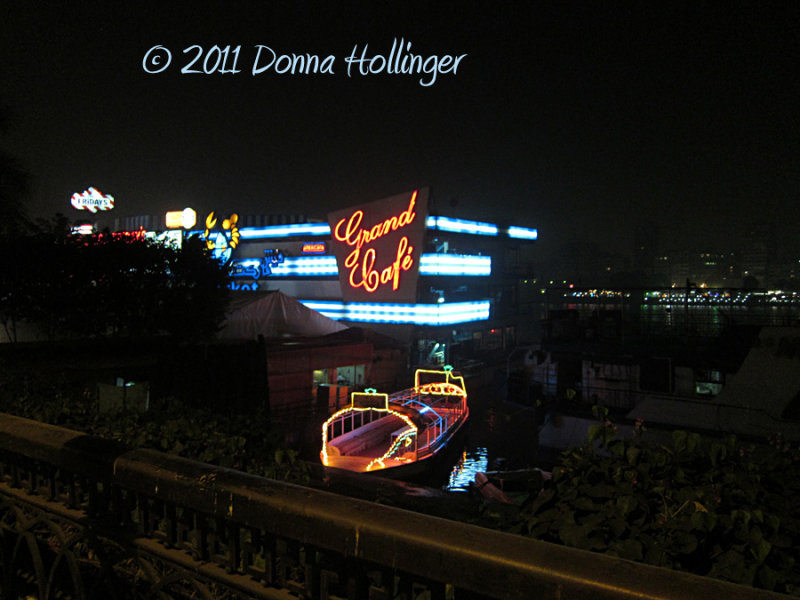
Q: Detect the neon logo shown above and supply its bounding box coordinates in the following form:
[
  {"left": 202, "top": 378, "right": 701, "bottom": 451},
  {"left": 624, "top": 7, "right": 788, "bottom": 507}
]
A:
[
  {"left": 302, "top": 242, "right": 327, "bottom": 254},
  {"left": 71, "top": 187, "right": 114, "bottom": 213},
  {"left": 230, "top": 249, "right": 285, "bottom": 279},
  {"left": 203, "top": 212, "right": 240, "bottom": 263},
  {"left": 333, "top": 190, "right": 418, "bottom": 294},
  {"left": 165, "top": 207, "right": 198, "bottom": 229}
]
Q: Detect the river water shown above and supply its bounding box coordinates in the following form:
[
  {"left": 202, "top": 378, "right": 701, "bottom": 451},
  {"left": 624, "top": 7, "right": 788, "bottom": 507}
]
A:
[
  {"left": 441, "top": 302, "right": 800, "bottom": 491},
  {"left": 436, "top": 370, "right": 544, "bottom": 492}
]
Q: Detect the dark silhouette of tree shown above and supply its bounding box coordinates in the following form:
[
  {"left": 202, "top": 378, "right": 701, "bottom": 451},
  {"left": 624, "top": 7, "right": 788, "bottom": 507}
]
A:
[
  {"left": 0, "top": 110, "right": 229, "bottom": 343},
  {"left": 0, "top": 109, "right": 30, "bottom": 239},
  {"left": 0, "top": 109, "right": 32, "bottom": 341},
  {"left": 1, "top": 224, "right": 230, "bottom": 342}
]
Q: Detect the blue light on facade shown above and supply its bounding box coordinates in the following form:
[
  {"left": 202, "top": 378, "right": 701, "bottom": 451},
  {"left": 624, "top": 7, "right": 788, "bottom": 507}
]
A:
[
  {"left": 229, "top": 218, "right": 535, "bottom": 241},
  {"left": 425, "top": 216, "right": 499, "bottom": 236},
  {"left": 270, "top": 255, "right": 339, "bottom": 276},
  {"left": 238, "top": 223, "right": 332, "bottom": 239},
  {"left": 299, "top": 300, "right": 491, "bottom": 325},
  {"left": 419, "top": 254, "right": 491, "bottom": 276},
  {"left": 230, "top": 254, "right": 492, "bottom": 278},
  {"left": 507, "top": 226, "right": 538, "bottom": 240}
]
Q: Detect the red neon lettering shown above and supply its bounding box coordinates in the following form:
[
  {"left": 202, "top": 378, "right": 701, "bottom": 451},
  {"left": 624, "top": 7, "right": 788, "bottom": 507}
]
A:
[
  {"left": 333, "top": 191, "right": 418, "bottom": 267},
  {"left": 334, "top": 191, "right": 419, "bottom": 294},
  {"left": 349, "top": 247, "right": 379, "bottom": 292},
  {"left": 347, "top": 236, "right": 414, "bottom": 293}
]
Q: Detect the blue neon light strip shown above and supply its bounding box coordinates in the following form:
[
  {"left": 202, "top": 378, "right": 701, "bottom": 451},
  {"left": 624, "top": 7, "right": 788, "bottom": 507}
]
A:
[
  {"left": 238, "top": 223, "right": 331, "bottom": 239},
  {"left": 506, "top": 226, "right": 538, "bottom": 240},
  {"left": 227, "top": 218, "right": 534, "bottom": 240},
  {"left": 299, "top": 300, "right": 491, "bottom": 325},
  {"left": 270, "top": 255, "right": 339, "bottom": 276},
  {"left": 419, "top": 254, "right": 491, "bottom": 276},
  {"left": 233, "top": 254, "right": 491, "bottom": 277},
  {"left": 426, "top": 216, "right": 498, "bottom": 236}
]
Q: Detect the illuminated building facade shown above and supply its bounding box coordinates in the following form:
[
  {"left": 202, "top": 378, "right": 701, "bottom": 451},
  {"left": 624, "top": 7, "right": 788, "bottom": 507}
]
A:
[{"left": 193, "top": 188, "right": 539, "bottom": 365}]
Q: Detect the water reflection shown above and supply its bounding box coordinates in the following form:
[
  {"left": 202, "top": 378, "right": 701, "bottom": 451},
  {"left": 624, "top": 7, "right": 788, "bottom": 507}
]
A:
[{"left": 445, "top": 447, "right": 488, "bottom": 492}]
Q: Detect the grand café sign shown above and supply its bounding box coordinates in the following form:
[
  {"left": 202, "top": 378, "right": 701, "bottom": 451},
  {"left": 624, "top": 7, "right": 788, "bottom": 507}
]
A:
[{"left": 327, "top": 188, "right": 429, "bottom": 303}]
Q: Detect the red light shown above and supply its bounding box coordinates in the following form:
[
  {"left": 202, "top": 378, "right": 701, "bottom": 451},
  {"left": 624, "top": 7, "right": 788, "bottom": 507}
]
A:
[
  {"left": 332, "top": 191, "right": 419, "bottom": 294},
  {"left": 302, "top": 243, "right": 326, "bottom": 254}
]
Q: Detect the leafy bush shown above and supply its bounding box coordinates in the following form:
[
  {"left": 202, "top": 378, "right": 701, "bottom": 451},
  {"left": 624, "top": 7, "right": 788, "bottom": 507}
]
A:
[
  {"left": 518, "top": 406, "right": 800, "bottom": 595},
  {"left": 0, "top": 372, "right": 309, "bottom": 484}
]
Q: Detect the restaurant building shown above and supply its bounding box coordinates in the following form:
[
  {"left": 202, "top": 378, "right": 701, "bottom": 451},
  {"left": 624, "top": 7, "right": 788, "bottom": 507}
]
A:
[{"left": 184, "top": 187, "right": 539, "bottom": 366}]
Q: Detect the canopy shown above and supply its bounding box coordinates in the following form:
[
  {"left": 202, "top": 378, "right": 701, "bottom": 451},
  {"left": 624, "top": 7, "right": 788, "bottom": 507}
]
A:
[{"left": 219, "top": 291, "right": 348, "bottom": 340}]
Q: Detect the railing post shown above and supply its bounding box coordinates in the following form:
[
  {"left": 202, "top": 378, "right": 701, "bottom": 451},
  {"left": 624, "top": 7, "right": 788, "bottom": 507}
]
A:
[
  {"left": 226, "top": 522, "right": 240, "bottom": 574},
  {"left": 193, "top": 511, "right": 209, "bottom": 562}
]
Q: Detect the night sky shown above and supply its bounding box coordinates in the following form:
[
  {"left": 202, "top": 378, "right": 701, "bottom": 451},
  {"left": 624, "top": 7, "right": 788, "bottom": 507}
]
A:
[{"left": 2, "top": 2, "right": 798, "bottom": 259}]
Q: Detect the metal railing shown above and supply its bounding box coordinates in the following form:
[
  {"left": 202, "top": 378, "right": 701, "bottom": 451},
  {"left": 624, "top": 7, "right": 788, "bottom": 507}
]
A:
[{"left": 0, "top": 412, "right": 787, "bottom": 600}]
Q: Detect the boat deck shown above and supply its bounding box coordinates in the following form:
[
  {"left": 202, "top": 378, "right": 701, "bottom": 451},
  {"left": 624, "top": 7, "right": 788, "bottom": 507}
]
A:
[{"left": 321, "top": 366, "right": 469, "bottom": 474}]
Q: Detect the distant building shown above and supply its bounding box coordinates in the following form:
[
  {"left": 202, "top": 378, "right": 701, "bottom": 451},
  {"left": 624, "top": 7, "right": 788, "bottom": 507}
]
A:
[
  {"left": 633, "top": 221, "right": 661, "bottom": 282},
  {"left": 132, "top": 187, "right": 539, "bottom": 366},
  {"left": 740, "top": 222, "right": 774, "bottom": 287},
  {"left": 113, "top": 214, "right": 164, "bottom": 232}
]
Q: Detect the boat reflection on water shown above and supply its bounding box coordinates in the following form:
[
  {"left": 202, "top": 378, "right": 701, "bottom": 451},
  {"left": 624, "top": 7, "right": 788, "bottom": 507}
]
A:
[{"left": 445, "top": 447, "right": 489, "bottom": 492}]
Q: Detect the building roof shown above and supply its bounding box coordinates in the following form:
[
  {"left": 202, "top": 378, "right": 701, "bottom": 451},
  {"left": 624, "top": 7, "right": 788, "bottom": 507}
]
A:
[
  {"left": 628, "top": 327, "right": 800, "bottom": 440},
  {"left": 219, "top": 291, "right": 348, "bottom": 340}
]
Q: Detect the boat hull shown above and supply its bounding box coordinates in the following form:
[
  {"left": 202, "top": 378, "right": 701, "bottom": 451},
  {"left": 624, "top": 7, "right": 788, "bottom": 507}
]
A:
[
  {"left": 322, "top": 410, "right": 469, "bottom": 478},
  {"left": 321, "top": 366, "right": 470, "bottom": 481},
  {"left": 362, "top": 414, "right": 469, "bottom": 481}
]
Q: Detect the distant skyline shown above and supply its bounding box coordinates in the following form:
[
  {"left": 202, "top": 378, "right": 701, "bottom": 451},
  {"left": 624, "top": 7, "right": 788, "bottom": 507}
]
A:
[{"left": 2, "top": 2, "right": 798, "bottom": 260}]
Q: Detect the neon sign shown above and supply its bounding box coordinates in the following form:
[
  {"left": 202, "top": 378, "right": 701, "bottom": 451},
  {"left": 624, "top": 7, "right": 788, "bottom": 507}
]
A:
[
  {"left": 71, "top": 187, "right": 114, "bottom": 213},
  {"left": 165, "top": 208, "right": 198, "bottom": 229},
  {"left": 302, "top": 242, "right": 327, "bottom": 254},
  {"left": 70, "top": 224, "right": 94, "bottom": 235},
  {"left": 328, "top": 188, "right": 429, "bottom": 303},
  {"left": 230, "top": 249, "right": 285, "bottom": 279},
  {"left": 229, "top": 282, "right": 259, "bottom": 291},
  {"left": 203, "top": 212, "right": 240, "bottom": 263}
]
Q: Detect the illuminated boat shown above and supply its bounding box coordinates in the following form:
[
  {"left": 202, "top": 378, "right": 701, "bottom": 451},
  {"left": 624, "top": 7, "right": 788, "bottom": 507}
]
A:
[{"left": 321, "top": 366, "right": 469, "bottom": 475}]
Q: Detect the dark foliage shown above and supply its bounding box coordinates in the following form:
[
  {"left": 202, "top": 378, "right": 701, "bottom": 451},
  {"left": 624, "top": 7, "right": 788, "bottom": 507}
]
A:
[
  {"left": 505, "top": 407, "right": 800, "bottom": 596},
  {"left": 0, "top": 222, "right": 230, "bottom": 342}
]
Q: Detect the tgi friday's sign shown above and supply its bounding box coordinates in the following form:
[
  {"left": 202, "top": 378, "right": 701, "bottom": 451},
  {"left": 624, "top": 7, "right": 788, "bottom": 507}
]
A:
[{"left": 70, "top": 187, "right": 115, "bottom": 213}]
